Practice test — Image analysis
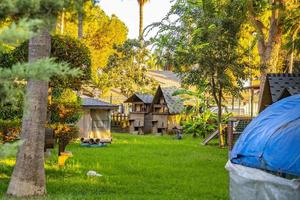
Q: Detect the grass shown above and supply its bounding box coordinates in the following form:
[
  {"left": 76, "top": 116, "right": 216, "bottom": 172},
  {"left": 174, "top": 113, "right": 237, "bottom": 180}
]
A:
[{"left": 0, "top": 133, "right": 229, "bottom": 200}]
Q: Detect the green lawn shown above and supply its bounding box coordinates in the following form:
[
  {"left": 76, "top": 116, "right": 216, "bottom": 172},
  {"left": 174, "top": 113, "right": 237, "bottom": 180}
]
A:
[{"left": 0, "top": 133, "right": 229, "bottom": 200}]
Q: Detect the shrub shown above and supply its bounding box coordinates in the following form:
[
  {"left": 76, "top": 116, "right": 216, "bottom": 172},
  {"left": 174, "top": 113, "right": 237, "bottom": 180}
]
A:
[
  {"left": 182, "top": 110, "right": 233, "bottom": 138},
  {"left": 48, "top": 88, "right": 82, "bottom": 155},
  {"left": 0, "top": 95, "right": 23, "bottom": 120},
  {"left": 0, "top": 35, "right": 92, "bottom": 89},
  {"left": 50, "top": 123, "right": 78, "bottom": 155},
  {"left": 182, "top": 110, "right": 217, "bottom": 138},
  {"left": 0, "top": 95, "right": 23, "bottom": 143},
  {"left": 0, "top": 119, "right": 21, "bottom": 143},
  {"left": 49, "top": 88, "right": 82, "bottom": 124}
]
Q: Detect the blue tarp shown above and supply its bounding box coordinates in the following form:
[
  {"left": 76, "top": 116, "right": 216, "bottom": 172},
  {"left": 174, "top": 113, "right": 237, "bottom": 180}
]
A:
[{"left": 231, "top": 94, "right": 300, "bottom": 177}]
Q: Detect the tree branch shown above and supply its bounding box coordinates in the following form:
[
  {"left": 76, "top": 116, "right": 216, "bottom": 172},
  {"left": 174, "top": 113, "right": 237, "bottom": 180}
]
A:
[
  {"left": 211, "top": 76, "right": 219, "bottom": 106},
  {"left": 247, "top": 0, "right": 266, "bottom": 50}
]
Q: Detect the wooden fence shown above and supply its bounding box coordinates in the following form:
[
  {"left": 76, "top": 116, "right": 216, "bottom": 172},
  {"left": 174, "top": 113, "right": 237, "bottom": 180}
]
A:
[
  {"left": 227, "top": 117, "right": 252, "bottom": 150},
  {"left": 111, "top": 113, "right": 129, "bottom": 133}
]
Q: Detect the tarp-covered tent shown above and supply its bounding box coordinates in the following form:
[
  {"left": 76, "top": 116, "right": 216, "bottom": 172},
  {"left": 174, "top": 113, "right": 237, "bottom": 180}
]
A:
[{"left": 227, "top": 94, "right": 300, "bottom": 200}]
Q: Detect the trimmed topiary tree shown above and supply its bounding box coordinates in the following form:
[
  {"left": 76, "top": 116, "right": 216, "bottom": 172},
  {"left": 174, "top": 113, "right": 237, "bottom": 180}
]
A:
[
  {"left": 48, "top": 88, "right": 82, "bottom": 155},
  {"left": 0, "top": 35, "right": 91, "bottom": 89},
  {"left": 0, "top": 35, "right": 91, "bottom": 144}
]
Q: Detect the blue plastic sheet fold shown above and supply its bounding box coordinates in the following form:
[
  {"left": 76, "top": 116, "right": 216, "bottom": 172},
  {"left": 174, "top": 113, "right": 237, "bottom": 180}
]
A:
[{"left": 231, "top": 94, "right": 300, "bottom": 177}]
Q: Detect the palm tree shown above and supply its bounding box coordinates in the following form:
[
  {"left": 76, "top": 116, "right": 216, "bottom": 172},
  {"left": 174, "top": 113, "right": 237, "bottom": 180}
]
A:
[{"left": 137, "top": 0, "right": 150, "bottom": 40}]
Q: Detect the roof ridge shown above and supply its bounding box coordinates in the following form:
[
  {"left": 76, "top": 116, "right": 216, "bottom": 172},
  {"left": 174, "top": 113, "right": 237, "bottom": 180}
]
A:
[{"left": 267, "top": 73, "right": 300, "bottom": 77}]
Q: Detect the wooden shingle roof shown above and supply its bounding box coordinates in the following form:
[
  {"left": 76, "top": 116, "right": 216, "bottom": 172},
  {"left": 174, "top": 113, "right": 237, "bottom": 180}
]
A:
[
  {"left": 278, "top": 87, "right": 300, "bottom": 101},
  {"left": 258, "top": 74, "right": 300, "bottom": 112},
  {"left": 153, "top": 86, "right": 184, "bottom": 114},
  {"left": 124, "top": 93, "right": 154, "bottom": 104},
  {"left": 82, "top": 97, "right": 118, "bottom": 110},
  {"left": 268, "top": 74, "right": 300, "bottom": 102}
]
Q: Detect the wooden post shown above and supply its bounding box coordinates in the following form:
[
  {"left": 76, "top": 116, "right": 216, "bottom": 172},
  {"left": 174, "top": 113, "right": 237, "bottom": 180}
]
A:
[
  {"left": 227, "top": 120, "right": 234, "bottom": 151},
  {"left": 238, "top": 98, "right": 241, "bottom": 115},
  {"left": 250, "top": 87, "right": 254, "bottom": 117}
]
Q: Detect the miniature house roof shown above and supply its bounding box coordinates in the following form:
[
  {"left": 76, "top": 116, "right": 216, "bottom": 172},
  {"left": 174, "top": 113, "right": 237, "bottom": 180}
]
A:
[
  {"left": 82, "top": 97, "right": 118, "bottom": 110},
  {"left": 258, "top": 74, "right": 300, "bottom": 112},
  {"left": 152, "top": 86, "right": 184, "bottom": 114},
  {"left": 278, "top": 87, "right": 300, "bottom": 101},
  {"left": 124, "top": 93, "right": 154, "bottom": 104}
]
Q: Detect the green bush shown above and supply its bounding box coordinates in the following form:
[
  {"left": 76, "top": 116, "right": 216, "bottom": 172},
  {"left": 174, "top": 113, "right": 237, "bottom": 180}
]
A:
[
  {"left": 182, "top": 110, "right": 217, "bottom": 138},
  {"left": 182, "top": 110, "right": 233, "bottom": 138},
  {"left": 0, "top": 35, "right": 91, "bottom": 89},
  {"left": 0, "top": 94, "right": 23, "bottom": 120},
  {"left": 49, "top": 88, "right": 82, "bottom": 124},
  {"left": 48, "top": 88, "right": 82, "bottom": 155}
]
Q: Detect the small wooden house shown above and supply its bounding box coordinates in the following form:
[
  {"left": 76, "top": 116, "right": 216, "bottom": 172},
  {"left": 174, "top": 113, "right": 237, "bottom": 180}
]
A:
[
  {"left": 77, "top": 97, "right": 118, "bottom": 140},
  {"left": 151, "top": 86, "right": 184, "bottom": 134},
  {"left": 258, "top": 74, "right": 300, "bottom": 112},
  {"left": 124, "top": 93, "right": 154, "bottom": 134}
]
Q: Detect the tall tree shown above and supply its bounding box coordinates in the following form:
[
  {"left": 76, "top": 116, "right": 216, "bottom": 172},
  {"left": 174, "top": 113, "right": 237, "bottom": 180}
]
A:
[
  {"left": 137, "top": 0, "right": 150, "bottom": 39},
  {"left": 7, "top": 29, "right": 51, "bottom": 197},
  {"left": 103, "top": 39, "right": 157, "bottom": 96},
  {"left": 247, "top": 0, "right": 286, "bottom": 73},
  {"left": 78, "top": 0, "right": 84, "bottom": 39},
  {"left": 152, "top": 0, "right": 247, "bottom": 147},
  {"left": 77, "top": 0, "right": 100, "bottom": 39},
  {"left": 0, "top": 0, "right": 76, "bottom": 197},
  {"left": 61, "top": 2, "right": 128, "bottom": 84},
  {"left": 284, "top": 1, "right": 300, "bottom": 73}
]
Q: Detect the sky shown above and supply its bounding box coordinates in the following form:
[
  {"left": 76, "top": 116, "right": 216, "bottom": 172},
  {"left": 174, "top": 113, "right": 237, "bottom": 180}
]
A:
[{"left": 98, "top": 0, "right": 172, "bottom": 39}]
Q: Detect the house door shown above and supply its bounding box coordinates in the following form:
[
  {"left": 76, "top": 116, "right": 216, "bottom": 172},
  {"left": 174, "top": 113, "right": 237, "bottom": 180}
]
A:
[{"left": 90, "top": 109, "right": 110, "bottom": 139}]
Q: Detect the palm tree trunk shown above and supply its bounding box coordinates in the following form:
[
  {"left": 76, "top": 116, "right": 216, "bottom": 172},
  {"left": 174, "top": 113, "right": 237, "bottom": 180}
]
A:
[
  {"left": 139, "top": 3, "right": 144, "bottom": 40},
  {"left": 6, "top": 29, "right": 51, "bottom": 198}
]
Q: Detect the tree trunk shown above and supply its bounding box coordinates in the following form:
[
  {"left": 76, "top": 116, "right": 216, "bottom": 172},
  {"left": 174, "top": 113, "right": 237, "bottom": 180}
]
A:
[
  {"left": 139, "top": 3, "right": 144, "bottom": 40},
  {"left": 210, "top": 77, "right": 224, "bottom": 147},
  {"left": 6, "top": 29, "right": 51, "bottom": 198},
  {"left": 289, "top": 40, "right": 295, "bottom": 73},
  {"left": 248, "top": 0, "right": 285, "bottom": 74},
  {"left": 217, "top": 84, "right": 224, "bottom": 147},
  {"left": 78, "top": 13, "right": 83, "bottom": 39},
  {"left": 261, "top": 25, "right": 283, "bottom": 73},
  {"left": 60, "top": 10, "right": 65, "bottom": 35},
  {"left": 289, "top": 27, "right": 300, "bottom": 73},
  {"left": 58, "top": 143, "right": 66, "bottom": 156},
  {"left": 78, "top": 1, "right": 84, "bottom": 39}
]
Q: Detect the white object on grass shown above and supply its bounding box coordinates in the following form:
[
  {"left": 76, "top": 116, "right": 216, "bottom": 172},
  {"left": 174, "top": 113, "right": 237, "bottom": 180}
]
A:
[{"left": 87, "top": 170, "right": 102, "bottom": 177}]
